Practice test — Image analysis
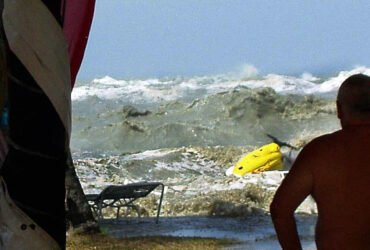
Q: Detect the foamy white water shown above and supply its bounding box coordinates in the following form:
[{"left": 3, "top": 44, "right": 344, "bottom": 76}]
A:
[{"left": 72, "top": 66, "right": 370, "bottom": 106}]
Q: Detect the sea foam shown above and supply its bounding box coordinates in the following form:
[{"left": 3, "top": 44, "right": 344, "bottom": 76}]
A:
[{"left": 72, "top": 66, "right": 370, "bottom": 106}]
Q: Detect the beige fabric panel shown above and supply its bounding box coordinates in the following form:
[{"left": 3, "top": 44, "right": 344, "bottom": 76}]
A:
[
  {"left": 0, "top": 177, "right": 61, "bottom": 249},
  {"left": 2, "top": 0, "right": 71, "bottom": 139}
]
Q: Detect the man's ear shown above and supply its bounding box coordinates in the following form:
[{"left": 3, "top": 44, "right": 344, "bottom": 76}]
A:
[{"left": 336, "top": 101, "right": 342, "bottom": 119}]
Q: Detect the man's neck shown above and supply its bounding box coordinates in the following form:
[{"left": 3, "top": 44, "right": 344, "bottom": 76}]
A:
[{"left": 341, "top": 119, "right": 370, "bottom": 129}]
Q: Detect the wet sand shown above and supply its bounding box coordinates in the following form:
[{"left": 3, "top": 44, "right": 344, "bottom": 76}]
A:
[{"left": 101, "top": 215, "right": 317, "bottom": 249}]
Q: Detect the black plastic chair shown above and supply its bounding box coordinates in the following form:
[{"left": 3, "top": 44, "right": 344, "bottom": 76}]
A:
[{"left": 86, "top": 182, "right": 164, "bottom": 223}]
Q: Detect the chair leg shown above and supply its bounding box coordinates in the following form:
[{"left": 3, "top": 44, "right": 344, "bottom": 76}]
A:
[
  {"left": 91, "top": 206, "right": 98, "bottom": 218},
  {"left": 156, "top": 183, "right": 165, "bottom": 224},
  {"left": 133, "top": 205, "right": 141, "bottom": 219},
  {"left": 98, "top": 202, "right": 103, "bottom": 220},
  {"left": 116, "top": 207, "right": 120, "bottom": 219}
]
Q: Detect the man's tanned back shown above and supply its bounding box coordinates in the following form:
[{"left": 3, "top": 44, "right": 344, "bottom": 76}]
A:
[{"left": 270, "top": 74, "right": 370, "bottom": 250}]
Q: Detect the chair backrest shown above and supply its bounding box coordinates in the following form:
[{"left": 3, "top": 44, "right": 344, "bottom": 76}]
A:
[{"left": 98, "top": 182, "right": 161, "bottom": 200}]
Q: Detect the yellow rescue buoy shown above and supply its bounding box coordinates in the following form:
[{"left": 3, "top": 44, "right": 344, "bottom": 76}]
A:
[{"left": 231, "top": 143, "right": 284, "bottom": 177}]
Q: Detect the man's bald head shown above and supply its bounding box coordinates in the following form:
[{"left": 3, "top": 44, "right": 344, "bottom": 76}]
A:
[{"left": 337, "top": 74, "right": 370, "bottom": 124}]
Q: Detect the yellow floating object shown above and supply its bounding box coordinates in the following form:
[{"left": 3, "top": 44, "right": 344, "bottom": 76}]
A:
[{"left": 232, "top": 143, "right": 284, "bottom": 177}]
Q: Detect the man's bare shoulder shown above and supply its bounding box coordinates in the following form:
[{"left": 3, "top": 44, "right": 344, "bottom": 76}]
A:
[{"left": 302, "top": 130, "right": 343, "bottom": 154}]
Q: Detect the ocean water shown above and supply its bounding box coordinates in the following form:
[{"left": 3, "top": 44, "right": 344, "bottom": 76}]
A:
[
  {"left": 71, "top": 66, "right": 370, "bottom": 192},
  {"left": 71, "top": 67, "right": 370, "bottom": 246}
]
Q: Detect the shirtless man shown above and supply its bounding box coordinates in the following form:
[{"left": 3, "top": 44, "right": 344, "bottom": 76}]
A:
[{"left": 270, "top": 74, "right": 370, "bottom": 250}]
